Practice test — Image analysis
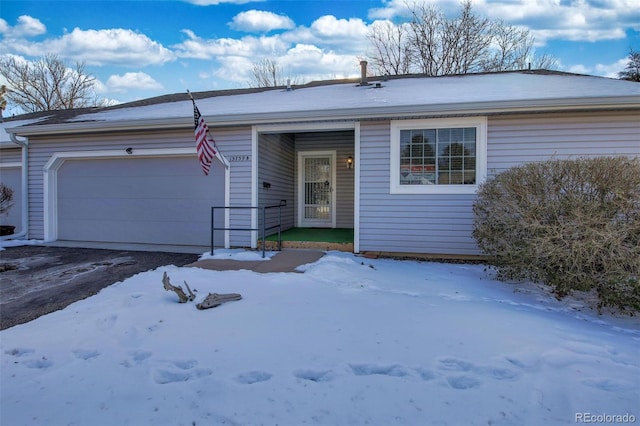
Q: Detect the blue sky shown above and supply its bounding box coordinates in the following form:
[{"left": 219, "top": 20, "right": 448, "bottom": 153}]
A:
[{"left": 1, "top": 0, "right": 638, "bottom": 112}]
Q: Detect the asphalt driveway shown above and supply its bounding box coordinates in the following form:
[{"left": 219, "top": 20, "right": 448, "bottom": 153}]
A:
[{"left": 0, "top": 245, "right": 198, "bottom": 330}]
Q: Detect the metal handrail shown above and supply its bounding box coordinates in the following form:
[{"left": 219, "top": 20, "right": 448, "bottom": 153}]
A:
[{"left": 211, "top": 200, "right": 286, "bottom": 258}]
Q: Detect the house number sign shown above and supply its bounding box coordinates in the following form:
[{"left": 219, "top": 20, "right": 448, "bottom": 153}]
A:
[{"left": 228, "top": 155, "right": 250, "bottom": 162}]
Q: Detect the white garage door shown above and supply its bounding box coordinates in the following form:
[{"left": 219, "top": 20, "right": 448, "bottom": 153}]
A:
[{"left": 57, "top": 156, "right": 225, "bottom": 247}]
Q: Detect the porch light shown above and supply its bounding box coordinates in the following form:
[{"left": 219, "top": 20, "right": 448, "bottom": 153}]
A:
[{"left": 346, "top": 156, "right": 354, "bottom": 169}]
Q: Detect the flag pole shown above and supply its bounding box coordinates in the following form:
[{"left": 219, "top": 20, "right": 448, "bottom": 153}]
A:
[
  {"left": 189, "top": 90, "right": 232, "bottom": 249},
  {"left": 188, "top": 90, "right": 230, "bottom": 170}
]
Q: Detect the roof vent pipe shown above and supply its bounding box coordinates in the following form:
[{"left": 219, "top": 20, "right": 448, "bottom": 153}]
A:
[{"left": 359, "top": 60, "right": 369, "bottom": 86}]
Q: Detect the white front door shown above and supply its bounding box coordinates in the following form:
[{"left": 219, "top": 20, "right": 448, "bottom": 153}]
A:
[{"left": 298, "top": 151, "right": 336, "bottom": 228}]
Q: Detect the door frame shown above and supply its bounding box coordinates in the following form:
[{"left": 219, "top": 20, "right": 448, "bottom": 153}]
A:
[{"left": 297, "top": 150, "right": 336, "bottom": 228}]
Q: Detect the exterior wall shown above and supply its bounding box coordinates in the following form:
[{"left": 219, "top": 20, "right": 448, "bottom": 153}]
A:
[
  {"left": 359, "top": 120, "right": 478, "bottom": 255},
  {"left": 214, "top": 127, "right": 253, "bottom": 247},
  {"left": 1, "top": 147, "right": 22, "bottom": 163},
  {"left": 487, "top": 111, "right": 640, "bottom": 175},
  {"left": 294, "top": 131, "right": 355, "bottom": 228},
  {"left": 359, "top": 111, "right": 640, "bottom": 256},
  {"left": 0, "top": 147, "right": 22, "bottom": 233},
  {"left": 258, "top": 133, "right": 295, "bottom": 233},
  {"left": 18, "top": 110, "right": 640, "bottom": 254},
  {"left": 25, "top": 126, "right": 253, "bottom": 247}
]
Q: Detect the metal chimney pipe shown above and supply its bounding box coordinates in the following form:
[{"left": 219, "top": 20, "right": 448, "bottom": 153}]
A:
[{"left": 360, "top": 60, "right": 369, "bottom": 86}]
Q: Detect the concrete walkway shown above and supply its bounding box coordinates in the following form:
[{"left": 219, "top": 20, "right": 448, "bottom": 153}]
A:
[{"left": 188, "top": 250, "right": 325, "bottom": 273}]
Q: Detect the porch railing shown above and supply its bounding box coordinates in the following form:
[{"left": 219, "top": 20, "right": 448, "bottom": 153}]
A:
[{"left": 210, "top": 200, "right": 286, "bottom": 258}]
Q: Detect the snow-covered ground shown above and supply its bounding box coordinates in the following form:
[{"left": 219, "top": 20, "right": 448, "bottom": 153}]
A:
[{"left": 1, "top": 250, "right": 638, "bottom": 426}]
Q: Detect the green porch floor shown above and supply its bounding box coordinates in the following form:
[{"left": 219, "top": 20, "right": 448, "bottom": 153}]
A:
[{"left": 265, "top": 228, "right": 354, "bottom": 243}]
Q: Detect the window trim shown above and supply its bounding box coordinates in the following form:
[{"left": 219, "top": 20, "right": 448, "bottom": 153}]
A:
[{"left": 390, "top": 117, "right": 487, "bottom": 195}]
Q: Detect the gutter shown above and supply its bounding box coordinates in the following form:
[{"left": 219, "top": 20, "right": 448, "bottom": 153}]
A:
[{"left": 2, "top": 132, "right": 29, "bottom": 241}]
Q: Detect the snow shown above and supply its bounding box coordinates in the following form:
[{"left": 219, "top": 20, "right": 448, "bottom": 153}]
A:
[
  {"left": 1, "top": 116, "right": 50, "bottom": 145},
  {"left": 1, "top": 250, "right": 639, "bottom": 426},
  {"left": 0, "top": 239, "right": 44, "bottom": 251},
  {"left": 66, "top": 72, "right": 640, "bottom": 124},
  {"left": 198, "top": 248, "right": 277, "bottom": 261}
]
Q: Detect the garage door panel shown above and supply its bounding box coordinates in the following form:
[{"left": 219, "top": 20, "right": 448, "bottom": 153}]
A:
[
  {"left": 61, "top": 157, "right": 206, "bottom": 178},
  {"left": 58, "top": 197, "right": 215, "bottom": 222},
  {"left": 59, "top": 172, "right": 223, "bottom": 200},
  {"left": 58, "top": 219, "right": 212, "bottom": 246},
  {"left": 57, "top": 156, "right": 225, "bottom": 246}
]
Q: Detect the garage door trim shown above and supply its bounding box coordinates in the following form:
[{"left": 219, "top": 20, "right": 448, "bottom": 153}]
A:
[{"left": 43, "top": 148, "right": 230, "bottom": 246}]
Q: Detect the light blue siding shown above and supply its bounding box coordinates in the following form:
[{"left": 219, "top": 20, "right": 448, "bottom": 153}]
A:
[
  {"left": 359, "top": 111, "right": 640, "bottom": 256},
  {"left": 359, "top": 118, "right": 479, "bottom": 255},
  {"left": 487, "top": 112, "right": 640, "bottom": 175},
  {"left": 258, "top": 133, "right": 296, "bottom": 235},
  {"left": 24, "top": 127, "right": 253, "bottom": 248}
]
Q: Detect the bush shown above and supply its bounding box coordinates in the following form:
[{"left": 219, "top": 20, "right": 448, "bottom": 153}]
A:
[{"left": 472, "top": 156, "right": 640, "bottom": 313}]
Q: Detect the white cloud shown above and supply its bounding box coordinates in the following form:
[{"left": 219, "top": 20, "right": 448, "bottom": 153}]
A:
[
  {"left": 479, "top": 0, "right": 638, "bottom": 44},
  {"left": 106, "top": 72, "right": 164, "bottom": 92},
  {"left": 311, "top": 15, "right": 369, "bottom": 40},
  {"left": 92, "top": 78, "right": 109, "bottom": 94},
  {"left": 0, "top": 53, "right": 29, "bottom": 66},
  {"left": 367, "top": 0, "right": 639, "bottom": 44},
  {"left": 277, "top": 44, "right": 361, "bottom": 82},
  {"left": 176, "top": 13, "right": 370, "bottom": 88},
  {"left": 564, "top": 56, "right": 628, "bottom": 78},
  {"left": 531, "top": 27, "right": 627, "bottom": 44},
  {"left": 213, "top": 56, "right": 255, "bottom": 84},
  {"left": 8, "top": 28, "right": 175, "bottom": 67},
  {"left": 567, "top": 64, "right": 592, "bottom": 75},
  {"left": 368, "top": 0, "right": 461, "bottom": 20},
  {"left": 209, "top": 42, "right": 361, "bottom": 87},
  {"left": 0, "top": 15, "right": 46, "bottom": 38},
  {"left": 174, "top": 30, "right": 289, "bottom": 59},
  {"left": 229, "top": 10, "right": 295, "bottom": 33},
  {"left": 594, "top": 57, "right": 628, "bottom": 78},
  {"left": 280, "top": 15, "right": 370, "bottom": 55}
]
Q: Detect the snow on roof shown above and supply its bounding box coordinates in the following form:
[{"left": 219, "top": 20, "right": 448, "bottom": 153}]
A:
[
  {"left": 7, "top": 72, "right": 640, "bottom": 134},
  {"left": 1, "top": 116, "right": 52, "bottom": 147}
]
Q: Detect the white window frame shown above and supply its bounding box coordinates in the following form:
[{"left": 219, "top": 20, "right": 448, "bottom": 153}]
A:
[{"left": 390, "top": 116, "right": 487, "bottom": 195}]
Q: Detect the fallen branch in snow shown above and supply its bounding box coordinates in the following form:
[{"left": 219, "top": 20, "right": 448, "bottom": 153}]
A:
[
  {"left": 196, "top": 293, "right": 242, "bottom": 310},
  {"left": 162, "top": 272, "right": 196, "bottom": 303}
]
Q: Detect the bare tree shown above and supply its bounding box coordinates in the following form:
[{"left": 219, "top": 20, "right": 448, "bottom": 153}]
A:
[
  {"left": 481, "top": 21, "right": 532, "bottom": 72},
  {"left": 0, "top": 54, "right": 105, "bottom": 113},
  {"left": 250, "top": 58, "right": 280, "bottom": 88},
  {"left": 249, "top": 58, "right": 300, "bottom": 88},
  {"left": 368, "top": 20, "right": 413, "bottom": 76},
  {"left": 618, "top": 48, "right": 640, "bottom": 82},
  {"left": 368, "top": 0, "right": 556, "bottom": 76},
  {"left": 0, "top": 85, "right": 7, "bottom": 118}
]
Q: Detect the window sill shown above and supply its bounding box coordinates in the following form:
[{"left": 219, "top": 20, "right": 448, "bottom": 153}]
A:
[{"left": 390, "top": 184, "right": 479, "bottom": 195}]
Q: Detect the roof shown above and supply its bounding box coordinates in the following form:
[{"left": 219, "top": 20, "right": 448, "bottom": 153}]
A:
[
  {"left": 5, "top": 70, "right": 640, "bottom": 137},
  {"left": 1, "top": 111, "right": 55, "bottom": 147}
]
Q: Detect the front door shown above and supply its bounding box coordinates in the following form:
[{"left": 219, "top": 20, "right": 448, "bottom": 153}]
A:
[{"left": 298, "top": 151, "right": 336, "bottom": 228}]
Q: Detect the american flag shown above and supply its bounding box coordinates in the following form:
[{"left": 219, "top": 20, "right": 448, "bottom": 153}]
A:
[{"left": 191, "top": 98, "right": 218, "bottom": 176}]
